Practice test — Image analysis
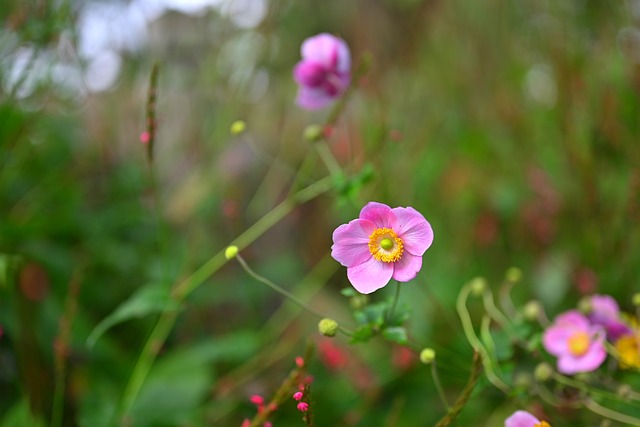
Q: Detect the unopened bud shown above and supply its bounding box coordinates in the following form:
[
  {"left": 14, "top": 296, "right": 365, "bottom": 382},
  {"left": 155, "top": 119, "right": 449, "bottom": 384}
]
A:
[
  {"left": 633, "top": 293, "right": 640, "bottom": 307},
  {"left": 618, "top": 384, "right": 632, "bottom": 399},
  {"left": 534, "top": 362, "right": 553, "bottom": 382},
  {"left": 230, "top": 120, "right": 246, "bottom": 135},
  {"left": 303, "top": 124, "right": 323, "bottom": 142},
  {"left": 513, "top": 372, "right": 532, "bottom": 389},
  {"left": 318, "top": 318, "right": 339, "bottom": 337},
  {"left": 505, "top": 267, "right": 522, "bottom": 283},
  {"left": 419, "top": 348, "right": 436, "bottom": 364},
  {"left": 523, "top": 300, "right": 541, "bottom": 321},
  {"left": 577, "top": 296, "right": 592, "bottom": 314},
  {"left": 224, "top": 245, "right": 239, "bottom": 260},
  {"left": 350, "top": 294, "right": 368, "bottom": 310},
  {"left": 469, "top": 277, "right": 487, "bottom": 296}
]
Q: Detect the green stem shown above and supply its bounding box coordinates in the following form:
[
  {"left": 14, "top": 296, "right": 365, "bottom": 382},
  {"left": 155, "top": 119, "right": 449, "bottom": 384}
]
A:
[
  {"left": 433, "top": 352, "right": 482, "bottom": 427},
  {"left": 314, "top": 141, "right": 343, "bottom": 181},
  {"left": 119, "top": 175, "right": 335, "bottom": 418},
  {"left": 431, "top": 361, "right": 451, "bottom": 411},
  {"left": 584, "top": 398, "right": 640, "bottom": 426},
  {"left": 386, "top": 281, "right": 401, "bottom": 324}
]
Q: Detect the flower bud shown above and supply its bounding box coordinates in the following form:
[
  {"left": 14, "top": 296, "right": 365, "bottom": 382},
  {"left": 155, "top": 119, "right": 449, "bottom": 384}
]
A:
[
  {"left": 224, "top": 245, "right": 239, "bottom": 260},
  {"left": 469, "top": 277, "right": 487, "bottom": 296},
  {"left": 523, "top": 300, "right": 541, "bottom": 321},
  {"left": 303, "top": 124, "right": 323, "bottom": 142},
  {"left": 513, "top": 372, "right": 532, "bottom": 389},
  {"left": 419, "top": 348, "right": 436, "bottom": 364},
  {"left": 577, "top": 296, "right": 592, "bottom": 314},
  {"left": 505, "top": 267, "right": 522, "bottom": 283},
  {"left": 230, "top": 120, "right": 246, "bottom": 135},
  {"left": 534, "top": 362, "right": 553, "bottom": 382},
  {"left": 349, "top": 294, "right": 368, "bottom": 310},
  {"left": 318, "top": 318, "right": 339, "bottom": 337},
  {"left": 633, "top": 293, "right": 640, "bottom": 307}
]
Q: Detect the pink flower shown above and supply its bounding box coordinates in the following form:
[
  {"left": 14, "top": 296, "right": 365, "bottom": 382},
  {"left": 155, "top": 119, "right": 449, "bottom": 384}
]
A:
[
  {"left": 588, "top": 294, "right": 632, "bottom": 341},
  {"left": 293, "top": 33, "right": 350, "bottom": 110},
  {"left": 505, "top": 410, "right": 551, "bottom": 427},
  {"left": 331, "top": 202, "right": 434, "bottom": 294},
  {"left": 296, "top": 402, "right": 309, "bottom": 412},
  {"left": 542, "top": 310, "right": 606, "bottom": 374},
  {"left": 293, "top": 391, "right": 303, "bottom": 401}
]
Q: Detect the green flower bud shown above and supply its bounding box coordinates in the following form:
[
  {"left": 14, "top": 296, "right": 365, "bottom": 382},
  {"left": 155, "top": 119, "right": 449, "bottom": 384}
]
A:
[
  {"left": 318, "top": 318, "right": 339, "bottom": 337},
  {"left": 633, "top": 293, "right": 640, "bottom": 307},
  {"left": 350, "top": 294, "right": 368, "bottom": 310},
  {"left": 513, "top": 372, "right": 532, "bottom": 389},
  {"left": 577, "top": 296, "right": 592, "bottom": 314},
  {"left": 469, "top": 277, "right": 487, "bottom": 296},
  {"left": 523, "top": 300, "right": 541, "bottom": 321},
  {"left": 534, "top": 362, "right": 553, "bottom": 382},
  {"left": 230, "top": 120, "right": 246, "bottom": 135},
  {"left": 224, "top": 245, "right": 239, "bottom": 260},
  {"left": 505, "top": 267, "right": 522, "bottom": 283},
  {"left": 419, "top": 348, "right": 436, "bottom": 364},
  {"left": 303, "top": 124, "right": 323, "bottom": 142}
]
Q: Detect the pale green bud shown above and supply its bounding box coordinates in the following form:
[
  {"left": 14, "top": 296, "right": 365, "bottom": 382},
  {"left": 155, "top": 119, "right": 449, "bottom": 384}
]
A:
[
  {"left": 505, "top": 267, "right": 522, "bottom": 283},
  {"left": 633, "top": 293, "right": 640, "bottom": 307},
  {"left": 577, "top": 296, "right": 592, "bottom": 314},
  {"left": 224, "top": 245, "right": 239, "bottom": 260},
  {"left": 230, "top": 120, "right": 246, "bottom": 135},
  {"left": 303, "top": 124, "right": 323, "bottom": 142},
  {"left": 318, "top": 318, "right": 339, "bottom": 337},
  {"left": 523, "top": 300, "right": 541, "bottom": 321},
  {"left": 469, "top": 277, "right": 487, "bottom": 296},
  {"left": 419, "top": 348, "right": 436, "bottom": 364},
  {"left": 534, "top": 362, "right": 553, "bottom": 382}
]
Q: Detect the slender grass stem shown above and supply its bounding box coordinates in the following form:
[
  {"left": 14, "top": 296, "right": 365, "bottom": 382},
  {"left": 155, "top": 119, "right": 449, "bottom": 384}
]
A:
[
  {"left": 585, "top": 398, "right": 640, "bottom": 426},
  {"left": 431, "top": 361, "right": 451, "bottom": 411}
]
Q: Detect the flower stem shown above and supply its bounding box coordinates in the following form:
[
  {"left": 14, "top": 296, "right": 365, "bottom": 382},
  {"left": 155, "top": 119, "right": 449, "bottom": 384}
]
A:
[
  {"left": 119, "top": 175, "right": 335, "bottom": 419},
  {"left": 386, "top": 281, "right": 401, "bottom": 324},
  {"left": 433, "top": 352, "right": 482, "bottom": 427},
  {"left": 431, "top": 360, "right": 451, "bottom": 411}
]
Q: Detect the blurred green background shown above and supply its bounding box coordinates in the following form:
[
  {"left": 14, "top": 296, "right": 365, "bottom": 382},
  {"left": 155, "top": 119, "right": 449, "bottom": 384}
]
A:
[{"left": 1, "top": 0, "right": 639, "bottom": 426}]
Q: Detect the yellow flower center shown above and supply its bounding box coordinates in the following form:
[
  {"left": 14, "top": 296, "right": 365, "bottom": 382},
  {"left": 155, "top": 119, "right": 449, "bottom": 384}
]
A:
[
  {"left": 535, "top": 422, "right": 551, "bottom": 427},
  {"left": 368, "top": 227, "right": 404, "bottom": 263},
  {"left": 614, "top": 333, "right": 640, "bottom": 370},
  {"left": 567, "top": 332, "right": 590, "bottom": 357}
]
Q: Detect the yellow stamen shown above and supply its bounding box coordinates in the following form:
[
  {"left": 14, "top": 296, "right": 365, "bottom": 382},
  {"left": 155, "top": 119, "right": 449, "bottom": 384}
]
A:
[
  {"left": 368, "top": 227, "right": 403, "bottom": 263},
  {"left": 567, "top": 332, "right": 590, "bottom": 357},
  {"left": 535, "top": 422, "right": 551, "bottom": 427}
]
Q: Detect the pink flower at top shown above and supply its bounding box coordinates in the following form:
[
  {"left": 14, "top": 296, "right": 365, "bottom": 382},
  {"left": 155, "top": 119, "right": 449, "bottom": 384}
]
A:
[
  {"left": 293, "top": 33, "right": 350, "bottom": 110},
  {"left": 542, "top": 310, "right": 606, "bottom": 374},
  {"left": 331, "top": 202, "right": 433, "bottom": 294},
  {"left": 505, "top": 410, "right": 551, "bottom": 427},
  {"left": 588, "top": 294, "right": 632, "bottom": 341}
]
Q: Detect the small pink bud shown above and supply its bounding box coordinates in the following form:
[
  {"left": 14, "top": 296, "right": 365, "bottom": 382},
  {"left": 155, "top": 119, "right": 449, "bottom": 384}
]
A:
[
  {"left": 295, "top": 356, "right": 304, "bottom": 367},
  {"left": 293, "top": 391, "right": 303, "bottom": 401},
  {"left": 264, "top": 423, "right": 272, "bottom": 427},
  {"left": 139, "top": 131, "right": 150, "bottom": 144},
  {"left": 250, "top": 395, "right": 264, "bottom": 406},
  {"left": 241, "top": 419, "right": 251, "bottom": 427},
  {"left": 297, "top": 402, "right": 309, "bottom": 412}
]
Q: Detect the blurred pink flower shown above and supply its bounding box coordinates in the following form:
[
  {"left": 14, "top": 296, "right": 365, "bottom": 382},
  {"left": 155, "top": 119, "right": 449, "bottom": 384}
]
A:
[
  {"left": 331, "top": 202, "right": 433, "bottom": 294},
  {"left": 589, "top": 294, "right": 632, "bottom": 341},
  {"left": 293, "top": 33, "right": 350, "bottom": 110},
  {"left": 505, "top": 410, "right": 550, "bottom": 427},
  {"left": 542, "top": 310, "right": 606, "bottom": 374}
]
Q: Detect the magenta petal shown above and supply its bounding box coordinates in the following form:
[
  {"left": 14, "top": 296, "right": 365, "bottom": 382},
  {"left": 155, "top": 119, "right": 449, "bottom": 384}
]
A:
[
  {"left": 331, "top": 219, "right": 376, "bottom": 267},
  {"left": 293, "top": 61, "right": 326, "bottom": 87},
  {"left": 504, "top": 410, "right": 540, "bottom": 427},
  {"left": 346, "top": 257, "right": 393, "bottom": 294},
  {"left": 359, "top": 202, "right": 397, "bottom": 229},
  {"left": 392, "top": 206, "right": 434, "bottom": 255},
  {"left": 554, "top": 310, "right": 591, "bottom": 330},
  {"left": 557, "top": 340, "right": 606, "bottom": 374},
  {"left": 296, "top": 86, "right": 335, "bottom": 110},
  {"left": 301, "top": 33, "right": 350, "bottom": 71},
  {"left": 391, "top": 253, "right": 423, "bottom": 282}
]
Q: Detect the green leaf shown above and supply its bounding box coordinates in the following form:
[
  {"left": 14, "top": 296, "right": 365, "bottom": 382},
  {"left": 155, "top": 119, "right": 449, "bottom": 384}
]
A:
[
  {"left": 386, "top": 303, "right": 412, "bottom": 326},
  {"left": 350, "top": 325, "right": 376, "bottom": 344},
  {"left": 353, "top": 302, "right": 387, "bottom": 327},
  {"left": 86, "top": 282, "right": 180, "bottom": 348},
  {"left": 382, "top": 327, "right": 409, "bottom": 345}
]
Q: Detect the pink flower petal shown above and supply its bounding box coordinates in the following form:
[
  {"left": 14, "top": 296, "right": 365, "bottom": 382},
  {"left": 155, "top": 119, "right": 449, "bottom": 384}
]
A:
[
  {"left": 391, "top": 252, "right": 423, "bottom": 282},
  {"left": 554, "top": 310, "right": 591, "bottom": 330},
  {"left": 301, "top": 33, "right": 350, "bottom": 72},
  {"left": 331, "top": 219, "right": 376, "bottom": 267},
  {"left": 346, "top": 257, "right": 393, "bottom": 294},
  {"left": 542, "top": 324, "right": 573, "bottom": 356},
  {"left": 293, "top": 61, "right": 327, "bottom": 87},
  {"left": 359, "top": 202, "right": 398, "bottom": 229},
  {"left": 504, "top": 410, "right": 540, "bottom": 427},
  {"left": 392, "top": 206, "right": 434, "bottom": 256},
  {"left": 296, "top": 86, "right": 335, "bottom": 110},
  {"left": 557, "top": 344, "right": 606, "bottom": 374}
]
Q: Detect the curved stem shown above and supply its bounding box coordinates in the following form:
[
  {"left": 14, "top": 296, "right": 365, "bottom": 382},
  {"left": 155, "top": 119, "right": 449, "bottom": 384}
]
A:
[{"left": 119, "top": 175, "right": 335, "bottom": 418}]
